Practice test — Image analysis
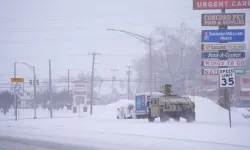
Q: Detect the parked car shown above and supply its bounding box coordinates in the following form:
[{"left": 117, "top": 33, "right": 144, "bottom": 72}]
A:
[{"left": 117, "top": 104, "right": 135, "bottom": 119}]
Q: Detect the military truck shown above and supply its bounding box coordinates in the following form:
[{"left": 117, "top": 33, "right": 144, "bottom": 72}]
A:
[{"left": 147, "top": 84, "right": 195, "bottom": 123}]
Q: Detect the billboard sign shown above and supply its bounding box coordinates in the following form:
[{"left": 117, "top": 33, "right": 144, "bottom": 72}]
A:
[
  {"left": 202, "top": 43, "right": 246, "bottom": 51},
  {"left": 193, "top": 0, "right": 250, "bottom": 10},
  {"left": 201, "top": 13, "right": 245, "bottom": 26},
  {"left": 202, "top": 60, "right": 245, "bottom": 67},
  {"left": 202, "top": 52, "right": 245, "bottom": 59},
  {"left": 201, "top": 29, "right": 245, "bottom": 43}
]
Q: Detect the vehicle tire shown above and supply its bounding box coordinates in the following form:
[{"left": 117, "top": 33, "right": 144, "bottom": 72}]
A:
[
  {"left": 117, "top": 116, "right": 119, "bottom": 119},
  {"left": 148, "top": 116, "right": 155, "bottom": 122},
  {"left": 174, "top": 116, "right": 180, "bottom": 122},
  {"left": 148, "top": 109, "right": 155, "bottom": 122},
  {"left": 160, "top": 112, "right": 169, "bottom": 122},
  {"left": 186, "top": 113, "right": 194, "bottom": 123},
  {"left": 124, "top": 115, "right": 127, "bottom": 119}
]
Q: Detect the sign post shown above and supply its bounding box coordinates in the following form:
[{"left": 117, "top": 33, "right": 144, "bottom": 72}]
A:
[
  {"left": 219, "top": 68, "right": 235, "bottom": 128},
  {"left": 11, "top": 78, "right": 24, "bottom": 121}
]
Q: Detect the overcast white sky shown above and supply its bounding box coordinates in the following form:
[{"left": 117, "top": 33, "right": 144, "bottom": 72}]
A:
[{"left": 0, "top": 0, "right": 249, "bottom": 84}]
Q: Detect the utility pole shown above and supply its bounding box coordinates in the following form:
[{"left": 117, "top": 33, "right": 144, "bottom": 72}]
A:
[
  {"left": 180, "top": 23, "right": 186, "bottom": 69},
  {"left": 126, "top": 65, "right": 132, "bottom": 100},
  {"left": 110, "top": 69, "right": 118, "bottom": 94},
  {"left": 149, "top": 38, "right": 152, "bottom": 101},
  {"left": 88, "top": 52, "right": 101, "bottom": 115},
  {"left": 68, "top": 69, "right": 70, "bottom": 94},
  {"left": 14, "top": 62, "right": 17, "bottom": 121},
  {"left": 138, "top": 68, "right": 143, "bottom": 93},
  {"left": 33, "top": 66, "right": 37, "bottom": 119},
  {"left": 152, "top": 73, "right": 159, "bottom": 92},
  {"left": 49, "top": 59, "right": 53, "bottom": 118}
]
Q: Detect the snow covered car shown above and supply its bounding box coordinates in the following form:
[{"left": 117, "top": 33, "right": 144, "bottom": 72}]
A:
[{"left": 117, "top": 104, "right": 135, "bottom": 119}]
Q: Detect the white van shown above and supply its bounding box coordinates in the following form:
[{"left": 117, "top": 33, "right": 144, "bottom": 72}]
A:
[{"left": 117, "top": 104, "right": 135, "bottom": 119}]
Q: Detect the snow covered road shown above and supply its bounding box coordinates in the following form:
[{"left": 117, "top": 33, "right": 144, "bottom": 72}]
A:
[
  {"left": 0, "top": 136, "right": 96, "bottom": 150},
  {"left": 1, "top": 117, "right": 250, "bottom": 150},
  {"left": 1, "top": 97, "right": 250, "bottom": 150}
]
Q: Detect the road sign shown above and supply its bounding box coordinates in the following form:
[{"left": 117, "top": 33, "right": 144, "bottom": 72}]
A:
[
  {"left": 11, "top": 78, "right": 24, "bottom": 82},
  {"left": 235, "top": 69, "right": 245, "bottom": 74},
  {"left": 201, "top": 13, "right": 245, "bottom": 26},
  {"left": 201, "top": 29, "right": 245, "bottom": 43},
  {"left": 193, "top": 0, "right": 250, "bottom": 10},
  {"left": 202, "top": 43, "right": 246, "bottom": 51},
  {"left": 202, "top": 60, "right": 245, "bottom": 67},
  {"left": 219, "top": 68, "right": 235, "bottom": 88},
  {"left": 202, "top": 52, "right": 245, "bottom": 59},
  {"left": 11, "top": 78, "right": 24, "bottom": 95}
]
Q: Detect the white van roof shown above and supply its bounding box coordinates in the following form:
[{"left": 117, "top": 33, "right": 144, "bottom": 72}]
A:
[{"left": 135, "top": 92, "right": 164, "bottom": 96}]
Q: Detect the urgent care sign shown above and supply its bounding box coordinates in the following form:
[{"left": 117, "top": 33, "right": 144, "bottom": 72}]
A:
[{"left": 193, "top": 0, "right": 250, "bottom": 9}]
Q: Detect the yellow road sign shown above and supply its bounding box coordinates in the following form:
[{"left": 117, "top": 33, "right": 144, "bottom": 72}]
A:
[{"left": 11, "top": 78, "right": 24, "bottom": 82}]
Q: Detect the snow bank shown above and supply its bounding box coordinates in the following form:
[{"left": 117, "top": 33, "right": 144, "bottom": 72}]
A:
[
  {"left": 86, "top": 99, "right": 134, "bottom": 120},
  {"left": 189, "top": 96, "right": 249, "bottom": 124}
]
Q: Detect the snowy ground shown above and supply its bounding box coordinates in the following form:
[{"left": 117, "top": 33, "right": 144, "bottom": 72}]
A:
[{"left": 1, "top": 96, "right": 250, "bottom": 150}]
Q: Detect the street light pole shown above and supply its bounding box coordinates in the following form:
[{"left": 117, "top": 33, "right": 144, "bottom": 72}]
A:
[
  {"left": 107, "top": 28, "right": 152, "bottom": 100},
  {"left": 14, "top": 62, "right": 17, "bottom": 121},
  {"left": 16, "top": 62, "right": 37, "bottom": 119}
]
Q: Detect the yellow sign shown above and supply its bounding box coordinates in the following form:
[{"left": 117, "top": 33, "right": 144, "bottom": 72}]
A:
[{"left": 11, "top": 78, "right": 24, "bottom": 82}]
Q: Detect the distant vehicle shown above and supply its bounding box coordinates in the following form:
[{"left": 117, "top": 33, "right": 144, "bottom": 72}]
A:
[
  {"left": 117, "top": 104, "right": 135, "bottom": 119},
  {"left": 235, "top": 99, "right": 250, "bottom": 108},
  {"left": 147, "top": 84, "right": 196, "bottom": 123},
  {"left": 135, "top": 92, "right": 163, "bottom": 119}
]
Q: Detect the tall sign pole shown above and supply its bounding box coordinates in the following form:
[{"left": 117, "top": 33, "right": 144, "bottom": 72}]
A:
[
  {"left": 193, "top": 0, "right": 248, "bottom": 128},
  {"left": 219, "top": 8, "right": 231, "bottom": 128}
]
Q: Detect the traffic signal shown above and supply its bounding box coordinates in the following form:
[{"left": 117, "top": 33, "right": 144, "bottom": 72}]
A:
[
  {"left": 29, "top": 80, "right": 32, "bottom": 86},
  {"left": 36, "top": 80, "right": 39, "bottom": 86}
]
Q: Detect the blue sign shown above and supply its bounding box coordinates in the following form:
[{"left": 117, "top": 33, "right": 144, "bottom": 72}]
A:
[
  {"left": 202, "top": 29, "right": 245, "bottom": 43},
  {"left": 202, "top": 52, "right": 245, "bottom": 59},
  {"left": 135, "top": 95, "right": 147, "bottom": 115}
]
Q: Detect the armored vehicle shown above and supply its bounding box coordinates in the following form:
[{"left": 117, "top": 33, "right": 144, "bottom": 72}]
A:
[{"left": 147, "top": 84, "right": 195, "bottom": 123}]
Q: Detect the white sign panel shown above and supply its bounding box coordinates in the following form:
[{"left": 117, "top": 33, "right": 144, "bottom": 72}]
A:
[
  {"left": 219, "top": 68, "right": 235, "bottom": 88},
  {"left": 203, "top": 60, "right": 245, "bottom": 67}
]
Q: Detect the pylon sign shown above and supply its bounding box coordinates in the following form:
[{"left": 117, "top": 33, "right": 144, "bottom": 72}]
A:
[{"left": 11, "top": 78, "right": 24, "bottom": 95}]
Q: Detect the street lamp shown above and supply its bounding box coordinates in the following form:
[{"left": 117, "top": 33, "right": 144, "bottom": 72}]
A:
[
  {"left": 106, "top": 28, "right": 153, "bottom": 100},
  {"left": 14, "top": 62, "right": 37, "bottom": 119}
]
